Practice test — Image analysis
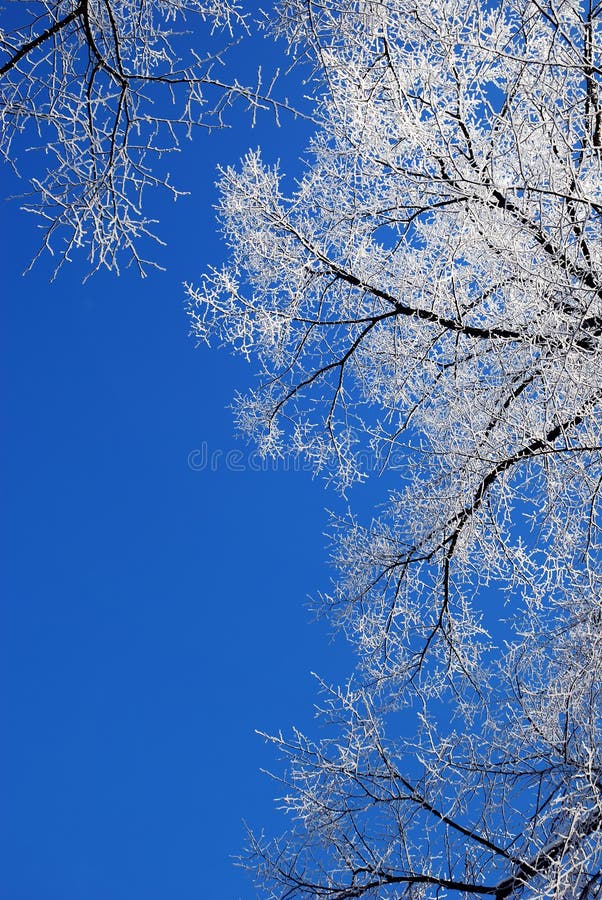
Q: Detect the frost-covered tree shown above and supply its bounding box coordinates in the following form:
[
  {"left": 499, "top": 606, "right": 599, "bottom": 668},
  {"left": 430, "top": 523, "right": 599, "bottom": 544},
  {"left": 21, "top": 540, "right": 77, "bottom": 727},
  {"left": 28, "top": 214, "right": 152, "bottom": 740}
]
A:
[
  {"left": 186, "top": 0, "right": 602, "bottom": 896},
  {"left": 0, "top": 0, "right": 282, "bottom": 273}
]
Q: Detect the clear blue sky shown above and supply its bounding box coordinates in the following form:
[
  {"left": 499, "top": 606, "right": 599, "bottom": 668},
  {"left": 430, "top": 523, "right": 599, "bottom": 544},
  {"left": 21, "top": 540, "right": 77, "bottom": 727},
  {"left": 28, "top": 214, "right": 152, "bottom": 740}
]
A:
[{"left": 0, "top": 14, "right": 367, "bottom": 899}]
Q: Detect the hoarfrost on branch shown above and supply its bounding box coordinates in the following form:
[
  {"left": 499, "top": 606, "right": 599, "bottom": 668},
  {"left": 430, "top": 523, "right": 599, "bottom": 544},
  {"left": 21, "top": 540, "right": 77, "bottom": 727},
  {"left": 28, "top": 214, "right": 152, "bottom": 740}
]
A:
[{"left": 186, "top": 0, "right": 602, "bottom": 896}]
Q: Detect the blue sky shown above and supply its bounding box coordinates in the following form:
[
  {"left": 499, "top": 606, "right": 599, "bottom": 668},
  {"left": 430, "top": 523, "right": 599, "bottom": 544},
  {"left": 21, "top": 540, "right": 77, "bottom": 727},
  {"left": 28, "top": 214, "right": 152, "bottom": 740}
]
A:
[{"left": 0, "top": 13, "right": 363, "bottom": 899}]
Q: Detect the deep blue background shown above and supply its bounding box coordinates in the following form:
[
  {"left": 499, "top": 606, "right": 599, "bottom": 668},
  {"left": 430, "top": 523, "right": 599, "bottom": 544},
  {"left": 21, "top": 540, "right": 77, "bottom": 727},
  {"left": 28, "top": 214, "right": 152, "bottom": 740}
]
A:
[{"left": 0, "top": 15, "right": 361, "bottom": 899}]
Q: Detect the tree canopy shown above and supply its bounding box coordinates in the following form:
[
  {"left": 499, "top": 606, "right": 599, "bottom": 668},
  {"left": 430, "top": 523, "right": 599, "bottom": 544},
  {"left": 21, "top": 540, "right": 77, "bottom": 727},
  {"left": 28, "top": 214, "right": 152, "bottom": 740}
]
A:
[
  {"left": 3, "top": 0, "right": 602, "bottom": 897},
  {"left": 0, "top": 0, "right": 282, "bottom": 274},
  {"left": 186, "top": 0, "right": 602, "bottom": 896}
]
